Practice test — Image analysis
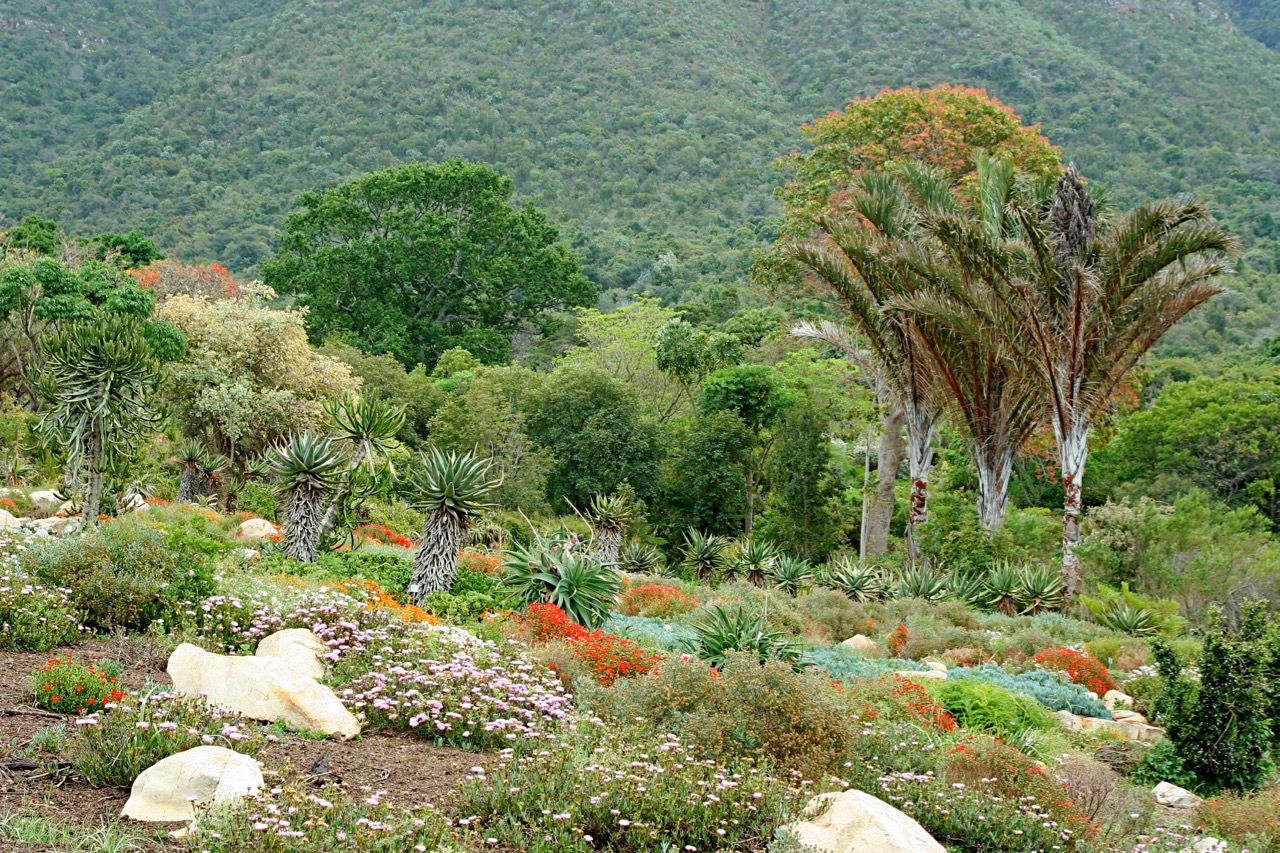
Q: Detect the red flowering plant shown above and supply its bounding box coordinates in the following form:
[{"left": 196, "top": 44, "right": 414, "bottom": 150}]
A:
[
  {"left": 618, "top": 583, "right": 698, "bottom": 619},
  {"left": 27, "top": 655, "right": 126, "bottom": 715},
  {"left": 515, "top": 602, "right": 589, "bottom": 644},
  {"left": 569, "top": 630, "right": 661, "bottom": 686},
  {"left": 1032, "top": 647, "right": 1117, "bottom": 696},
  {"left": 887, "top": 624, "right": 909, "bottom": 658},
  {"left": 351, "top": 523, "right": 416, "bottom": 550}
]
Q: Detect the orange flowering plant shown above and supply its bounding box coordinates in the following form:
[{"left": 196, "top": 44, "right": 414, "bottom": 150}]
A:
[{"left": 28, "top": 655, "right": 126, "bottom": 715}]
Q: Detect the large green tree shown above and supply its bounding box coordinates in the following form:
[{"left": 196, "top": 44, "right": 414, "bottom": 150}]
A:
[
  {"left": 662, "top": 410, "right": 752, "bottom": 537},
  {"left": 263, "top": 159, "right": 596, "bottom": 367}
]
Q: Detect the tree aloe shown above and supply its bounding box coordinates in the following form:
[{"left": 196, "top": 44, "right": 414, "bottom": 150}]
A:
[
  {"left": 272, "top": 431, "right": 344, "bottom": 562},
  {"left": 408, "top": 447, "right": 499, "bottom": 604}
]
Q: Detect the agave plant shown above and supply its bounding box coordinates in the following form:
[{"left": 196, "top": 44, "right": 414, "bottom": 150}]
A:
[
  {"left": 617, "top": 541, "right": 663, "bottom": 575},
  {"left": 825, "top": 556, "right": 888, "bottom": 603},
  {"left": 946, "top": 569, "right": 989, "bottom": 609},
  {"left": 239, "top": 453, "right": 275, "bottom": 483},
  {"left": 586, "top": 493, "right": 632, "bottom": 566},
  {"left": 502, "top": 544, "right": 623, "bottom": 630},
  {"left": 732, "top": 538, "right": 779, "bottom": 586},
  {"left": 273, "top": 432, "right": 345, "bottom": 562},
  {"left": 681, "top": 529, "right": 728, "bottom": 582},
  {"left": 769, "top": 555, "right": 814, "bottom": 596},
  {"left": 177, "top": 439, "right": 226, "bottom": 503},
  {"left": 1016, "top": 565, "right": 1066, "bottom": 615},
  {"left": 1097, "top": 601, "right": 1160, "bottom": 636},
  {"left": 983, "top": 561, "right": 1024, "bottom": 615},
  {"left": 681, "top": 605, "right": 802, "bottom": 669},
  {"left": 897, "top": 563, "right": 947, "bottom": 601},
  {"left": 407, "top": 447, "right": 499, "bottom": 604}
]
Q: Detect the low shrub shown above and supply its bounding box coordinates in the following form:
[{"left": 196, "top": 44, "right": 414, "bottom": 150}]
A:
[
  {"left": 617, "top": 583, "right": 697, "bottom": 618},
  {"left": 528, "top": 640, "right": 597, "bottom": 692},
  {"left": 0, "top": 572, "right": 82, "bottom": 650},
  {"left": 803, "top": 646, "right": 929, "bottom": 682},
  {"left": 567, "top": 630, "right": 660, "bottom": 686},
  {"left": 68, "top": 691, "right": 264, "bottom": 787},
  {"left": 946, "top": 664, "right": 1113, "bottom": 718},
  {"left": 21, "top": 518, "right": 216, "bottom": 632},
  {"left": 793, "top": 588, "right": 875, "bottom": 643},
  {"left": 314, "top": 546, "right": 415, "bottom": 598},
  {"left": 934, "top": 678, "right": 1056, "bottom": 741},
  {"left": 452, "top": 724, "right": 802, "bottom": 852},
  {"left": 1032, "top": 646, "right": 1118, "bottom": 695},
  {"left": 338, "top": 629, "right": 573, "bottom": 750},
  {"left": 600, "top": 613, "right": 696, "bottom": 652},
  {"left": 1197, "top": 788, "right": 1280, "bottom": 853},
  {"left": 584, "top": 651, "right": 856, "bottom": 779},
  {"left": 839, "top": 675, "right": 958, "bottom": 734},
  {"left": 27, "top": 655, "right": 125, "bottom": 715},
  {"left": 188, "top": 781, "right": 453, "bottom": 852},
  {"left": 322, "top": 579, "right": 437, "bottom": 623},
  {"left": 349, "top": 522, "right": 416, "bottom": 549}
]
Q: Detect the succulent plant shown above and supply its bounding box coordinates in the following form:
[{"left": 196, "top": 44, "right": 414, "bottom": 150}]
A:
[
  {"left": 407, "top": 447, "right": 499, "bottom": 603},
  {"left": 273, "top": 431, "right": 345, "bottom": 562}
]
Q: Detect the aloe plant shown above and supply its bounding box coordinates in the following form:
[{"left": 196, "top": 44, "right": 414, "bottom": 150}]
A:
[
  {"left": 502, "top": 544, "right": 622, "bottom": 630},
  {"left": 825, "top": 556, "right": 889, "bottom": 603},
  {"left": 273, "top": 431, "right": 345, "bottom": 562},
  {"left": 681, "top": 530, "right": 728, "bottom": 582},
  {"left": 408, "top": 447, "right": 498, "bottom": 603}
]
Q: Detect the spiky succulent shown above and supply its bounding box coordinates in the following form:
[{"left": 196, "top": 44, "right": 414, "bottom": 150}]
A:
[
  {"left": 617, "top": 541, "right": 663, "bottom": 575},
  {"left": 1016, "top": 565, "right": 1066, "bottom": 615},
  {"left": 273, "top": 432, "right": 344, "bottom": 562},
  {"left": 177, "top": 439, "right": 226, "bottom": 503},
  {"left": 681, "top": 530, "right": 728, "bottom": 582},
  {"left": 946, "top": 569, "right": 989, "bottom": 609},
  {"left": 408, "top": 447, "right": 500, "bottom": 604},
  {"left": 896, "top": 564, "right": 947, "bottom": 601},
  {"left": 681, "top": 605, "right": 802, "bottom": 669},
  {"left": 982, "top": 561, "right": 1024, "bottom": 615},
  {"left": 731, "top": 538, "right": 779, "bottom": 586},
  {"left": 587, "top": 493, "right": 632, "bottom": 566},
  {"left": 769, "top": 555, "right": 813, "bottom": 596},
  {"left": 825, "top": 557, "right": 889, "bottom": 603},
  {"left": 1096, "top": 601, "right": 1159, "bottom": 636},
  {"left": 502, "top": 544, "right": 623, "bottom": 630}
]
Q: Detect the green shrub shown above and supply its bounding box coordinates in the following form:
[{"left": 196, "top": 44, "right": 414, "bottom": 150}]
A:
[
  {"left": 27, "top": 655, "right": 124, "bottom": 715},
  {"left": 503, "top": 544, "right": 622, "bottom": 630},
  {"left": 230, "top": 480, "right": 277, "bottom": 521},
  {"left": 803, "top": 646, "right": 929, "bottom": 681},
  {"left": 600, "top": 613, "right": 696, "bottom": 652},
  {"left": 0, "top": 571, "right": 82, "bottom": 650},
  {"left": 68, "top": 691, "right": 264, "bottom": 787},
  {"left": 934, "top": 678, "right": 1056, "bottom": 741},
  {"left": 582, "top": 651, "right": 854, "bottom": 779},
  {"left": 946, "top": 664, "right": 1112, "bottom": 718},
  {"left": 21, "top": 518, "right": 216, "bottom": 632},
  {"left": 314, "top": 545, "right": 414, "bottom": 597},
  {"left": 793, "top": 588, "right": 873, "bottom": 642},
  {"left": 453, "top": 724, "right": 800, "bottom": 853},
  {"left": 1196, "top": 787, "right": 1280, "bottom": 853},
  {"left": 362, "top": 498, "right": 425, "bottom": 538}
]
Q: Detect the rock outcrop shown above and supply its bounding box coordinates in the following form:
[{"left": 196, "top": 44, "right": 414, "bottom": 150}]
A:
[
  {"left": 779, "top": 789, "right": 947, "bottom": 853},
  {"left": 256, "top": 628, "right": 329, "bottom": 680},
  {"left": 1153, "top": 781, "right": 1203, "bottom": 810},
  {"left": 121, "top": 746, "right": 262, "bottom": 822}
]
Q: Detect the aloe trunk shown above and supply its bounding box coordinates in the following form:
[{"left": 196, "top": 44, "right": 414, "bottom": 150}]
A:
[
  {"left": 410, "top": 510, "right": 468, "bottom": 605},
  {"left": 178, "top": 464, "right": 200, "bottom": 502},
  {"left": 280, "top": 488, "right": 326, "bottom": 562},
  {"left": 593, "top": 526, "right": 622, "bottom": 567}
]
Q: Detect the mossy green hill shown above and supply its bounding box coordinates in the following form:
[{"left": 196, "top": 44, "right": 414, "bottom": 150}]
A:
[{"left": 5, "top": 0, "right": 1280, "bottom": 352}]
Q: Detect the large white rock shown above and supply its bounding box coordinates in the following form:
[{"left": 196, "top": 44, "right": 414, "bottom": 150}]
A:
[
  {"left": 0, "top": 509, "right": 22, "bottom": 528},
  {"left": 1056, "top": 710, "right": 1164, "bottom": 743},
  {"left": 121, "top": 746, "right": 262, "bottom": 822},
  {"left": 233, "top": 517, "right": 278, "bottom": 541},
  {"left": 780, "top": 790, "right": 946, "bottom": 853},
  {"left": 167, "top": 643, "right": 360, "bottom": 740},
  {"left": 840, "top": 634, "right": 883, "bottom": 656},
  {"left": 28, "top": 490, "right": 62, "bottom": 517},
  {"left": 1103, "top": 689, "right": 1134, "bottom": 711},
  {"left": 256, "top": 628, "right": 329, "bottom": 680},
  {"left": 1154, "top": 781, "right": 1203, "bottom": 810}
]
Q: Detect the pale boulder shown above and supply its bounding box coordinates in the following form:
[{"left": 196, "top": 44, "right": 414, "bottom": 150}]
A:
[
  {"left": 895, "top": 669, "right": 946, "bottom": 683},
  {"left": 234, "top": 518, "right": 278, "bottom": 542},
  {"left": 121, "top": 746, "right": 262, "bottom": 822},
  {"left": 256, "top": 628, "right": 329, "bottom": 680},
  {"left": 840, "top": 634, "right": 884, "bottom": 657},
  {"left": 51, "top": 515, "right": 81, "bottom": 535},
  {"left": 1104, "top": 689, "right": 1134, "bottom": 711},
  {"left": 28, "top": 490, "right": 61, "bottom": 517},
  {"left": 1056, "top": 710, "right": 1163, "bottom": 743},
  {"left": 1112, "top": 709, "right": 1149, "bottom": 725},
  {"left": 779, "top": 789, "right": 946, "bottom": 853},
  {"left": 1153, "top": 781, "right": 1203, "bottom": 810},
  {"left": 0, "top": 509, "right": 22, "bottom": 529},
  {"left": 925, "top": 661, "right": 947, "bottom": 673},
  {"left": 167, "top": 643, "right": 360, "bottom": 740}
]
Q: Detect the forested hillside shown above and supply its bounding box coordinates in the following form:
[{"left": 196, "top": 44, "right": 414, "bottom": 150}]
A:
[{"left": 5, "top": 0, "right": 1280, "bottom": 353}]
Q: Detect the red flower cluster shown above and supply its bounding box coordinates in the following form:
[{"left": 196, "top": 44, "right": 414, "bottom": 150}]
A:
[
  {"left": 0, "top": 497, "right": 16, "bottom": 510},
  {"left": 568, "top": 631, "right": 660, "bottom": 686},
  {"left": 1032, "top": 647, "right": 1118, "bottom": 696},
  {"left": 516, "top": 603, "right": 589, "bottom": 643},
  {"left": 618, "top": 583, "right": 698, "bottom": 619},
  {"left": 31, "top": 655, "right": 126, "bottom": 716},
  {"left": 458, "top": 549, "right": 502, "bottom": 575},
  {"left": 352, "top": 523, "right": 416, "bottom": 549},
  {"left": 887, "top": 624, "right": 909, "bottom": 657}
]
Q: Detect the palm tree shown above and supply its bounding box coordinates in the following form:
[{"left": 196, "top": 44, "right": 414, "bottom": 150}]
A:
[
  {"left": 408, "top": 447, "right": 499, "bottom": 605},
  {"left": 785, "top": 173, "right": 940, "bottom": 561},
  {"left": 903, "top": 161, "right": 1237, "bottom": 596},
  {"left": 36, "top": 317, "right": 162, "bottom": 524},
  {"left": 273, "top": 432, "right": 344, "bottom": 562},
  {"left": 586, "top": 493, "right": 631, "bottom": 567}
]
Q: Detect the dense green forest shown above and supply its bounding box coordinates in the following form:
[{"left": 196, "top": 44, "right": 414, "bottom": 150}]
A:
[{"left": 4, "top": 0, "right": 1280, "bottom": 355}]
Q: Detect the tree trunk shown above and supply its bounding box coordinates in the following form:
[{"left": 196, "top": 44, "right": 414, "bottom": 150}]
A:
[
  {"left": 744, "top": 466, "right": 755, "bottom": 536},
  {"left": 281, "top": 488, "right": 326, "bottom": 562},
  {"left": 177, "top": 465, "right": 200, "bottom": 503},
  {"left": 865, "top": 403, "right": 905, "bottom": 558},
  {"left": 82, "top": 448, "right": 104, "bottom": 526},
  {"left": 1058, "top": 425, "right": 1089, "bottom": 600},
  {"left": 903, "top": 400, "right": 935, "bottom": 564},
  {"left": 975, "top": 448, "right": 1013, "bottom": 532},
  {"left": 410, "top": 510, "right": 468, "bottom": 605},
  {"left": 592, "top": 527, "right": 622, "bottom": 566},
  {"left": 317, "top": 445, "right": 371, "bottom": 543}
]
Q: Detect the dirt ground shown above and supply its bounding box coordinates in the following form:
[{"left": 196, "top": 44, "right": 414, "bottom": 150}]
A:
[{"left": 0, "top": 637, "right": 491, "bottom": 851}]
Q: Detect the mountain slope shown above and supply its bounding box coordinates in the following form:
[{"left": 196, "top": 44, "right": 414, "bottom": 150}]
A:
[{"left": 4, "top": 0, "right": 1280, "bottom": 352}]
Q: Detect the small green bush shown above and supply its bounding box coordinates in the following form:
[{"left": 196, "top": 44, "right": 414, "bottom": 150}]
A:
[
  {"left": 230, "top": 481, "right": 277, "bottom": 521},
  {"left": 946, "top": 664, "right": 1112, "bottom": 718},
  {"left": 803, "top": 646, "right": 929, "bottom": 681},
  {"left": 0, "top": 572, "right": 82, "bottom": 650},
  {"left": 314, "top": 546, "right": 414, "bottom": 597},
  {"left": 794, "top": 588, "right": 873, "bottom": 642},
  {"left": 22, "top": 519, "right": 216, "bottom": 632},
  {"left": 601, "top": 613, "right": 696, "bottom": 652},
  {"left": 27, "top": 655, "right": 124, "bottom": 715},
  {"left": 934, "top": 679, "right": 1056, "bottom": 741}
]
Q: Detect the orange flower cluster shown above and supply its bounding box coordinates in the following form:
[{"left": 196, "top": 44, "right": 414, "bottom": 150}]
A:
[
  {"left": 618, "top": 583, "right": 698, "bottom": 619},
  {"left": 887, "top": 624, "right": 909, "bottom": 657},
  {"left": 0, "top": 497, "right": 16, "bottom": 509},
  {"left": 1032, "top": 647, "right": 1117, "bottom": 696},
  {"left": 516, "top": 602, "right": 588, "bottom": 643},
  {"left": 569, "top": 631, "right": 660, "bottom": 686},
  {"left": 31, "top": 655, "right": 126, "bottom": 716},
  {"left": 458, "top": 549, "right": 501, "bottom": 574},
  {"left": 352, "top": 523, "right": 416, "bottom": 549},
  {"left": 323, "top": 579, "right": 439, "bottom": 624}
]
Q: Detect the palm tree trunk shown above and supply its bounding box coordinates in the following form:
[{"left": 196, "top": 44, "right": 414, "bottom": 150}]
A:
[
  {"left": 904, "top": 399, "right": 935, "bottom": 563},
  {"left": 1058, "top": 424, "right": 1089, "bottom": 600},
  {"left": 975, "top": 448, "right": 1012, "bottom": 532},
  {"left": 410, "top": 510, "right": 468, "bottom": 605},
  {"left": 865, "top": 402, "right": 905, "bottom": 558},
  {"left": 281, "top": 488, "right": 325, "bottom": 562}
]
